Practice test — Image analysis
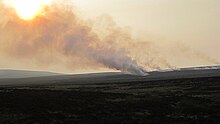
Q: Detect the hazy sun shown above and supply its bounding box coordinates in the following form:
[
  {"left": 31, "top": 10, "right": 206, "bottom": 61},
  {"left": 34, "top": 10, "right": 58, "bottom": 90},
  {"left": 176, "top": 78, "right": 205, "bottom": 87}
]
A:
[{"left": 4, "top": 0, "right": 51, "bottom": 20}]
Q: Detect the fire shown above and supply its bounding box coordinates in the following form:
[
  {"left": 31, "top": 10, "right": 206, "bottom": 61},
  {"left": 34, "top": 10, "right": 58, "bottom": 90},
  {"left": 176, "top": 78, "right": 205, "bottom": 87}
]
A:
[{"left": 3, "top": 0, "right": 51, "bottom": 20}]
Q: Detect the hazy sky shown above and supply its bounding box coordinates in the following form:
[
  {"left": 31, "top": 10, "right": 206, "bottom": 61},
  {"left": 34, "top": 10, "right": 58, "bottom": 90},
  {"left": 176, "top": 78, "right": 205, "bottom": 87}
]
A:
[
  {"left": 74, "top": 0, "right": 220, "bottom": 59},
  {"left": 0, "top": 0, "right": 219, "bottom": 73}
]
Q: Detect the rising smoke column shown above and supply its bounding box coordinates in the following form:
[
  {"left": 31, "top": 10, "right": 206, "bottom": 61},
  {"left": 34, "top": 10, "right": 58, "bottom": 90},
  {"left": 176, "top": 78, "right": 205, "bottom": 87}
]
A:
[{"left": 0, "top": 1, "right": 147, "bottom": 75}]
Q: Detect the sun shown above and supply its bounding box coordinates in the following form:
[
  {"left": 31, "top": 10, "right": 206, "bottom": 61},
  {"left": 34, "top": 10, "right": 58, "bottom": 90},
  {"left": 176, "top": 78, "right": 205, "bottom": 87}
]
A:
[{"left": 4, "top": 0, "right": 52, "bottom": 20}]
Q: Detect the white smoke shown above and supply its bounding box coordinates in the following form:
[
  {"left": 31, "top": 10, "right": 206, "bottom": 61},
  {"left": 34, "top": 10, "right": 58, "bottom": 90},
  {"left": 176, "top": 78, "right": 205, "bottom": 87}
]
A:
[{"left": 0, "top": 1, "right": 148, "bottom": 75}]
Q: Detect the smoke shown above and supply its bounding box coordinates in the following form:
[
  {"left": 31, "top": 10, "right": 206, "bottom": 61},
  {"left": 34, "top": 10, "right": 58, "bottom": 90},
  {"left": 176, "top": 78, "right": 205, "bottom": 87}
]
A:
[
  {"left": 173, "top": 43, "right": 220, "bottom": 65},
  {"left": 179, "top": 43, "right": 220, "bottom": 65},
  {"left": 0, "top": 0, "right": 218, "bottom": 75},
  {"left": 0, "top": 1, "right": 147, "bottom": 75}
]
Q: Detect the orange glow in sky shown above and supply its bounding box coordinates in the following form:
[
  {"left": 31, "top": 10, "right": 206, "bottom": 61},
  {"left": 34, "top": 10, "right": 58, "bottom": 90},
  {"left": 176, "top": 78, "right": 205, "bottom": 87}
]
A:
[{"left": 4, "top": 0, "right": 51, "bottom": 20}]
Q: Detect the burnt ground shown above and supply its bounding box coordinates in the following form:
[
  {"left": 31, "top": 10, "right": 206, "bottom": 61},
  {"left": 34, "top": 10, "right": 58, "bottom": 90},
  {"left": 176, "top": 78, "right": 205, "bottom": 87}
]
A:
[{"left": 0, "top": 76, "right": 219, "bottom": 124}]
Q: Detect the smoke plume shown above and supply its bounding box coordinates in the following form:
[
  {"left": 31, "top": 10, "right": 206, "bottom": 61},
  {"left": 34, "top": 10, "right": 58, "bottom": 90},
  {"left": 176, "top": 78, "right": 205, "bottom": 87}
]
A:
[
  {"left": 0, "top": 1, "right": 147, "bottom": 75},
  {"left": 0, "top": 0, "right": 218, "bottom": 74}
]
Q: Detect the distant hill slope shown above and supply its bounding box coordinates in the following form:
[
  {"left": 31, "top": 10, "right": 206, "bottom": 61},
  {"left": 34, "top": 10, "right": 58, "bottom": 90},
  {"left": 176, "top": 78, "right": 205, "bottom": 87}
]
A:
[
  {"left": 0, "top": 70, "right": 62, "bottom": 79},
  {"left": 0, "top": 66, "right": 219, "bottom": 86}
]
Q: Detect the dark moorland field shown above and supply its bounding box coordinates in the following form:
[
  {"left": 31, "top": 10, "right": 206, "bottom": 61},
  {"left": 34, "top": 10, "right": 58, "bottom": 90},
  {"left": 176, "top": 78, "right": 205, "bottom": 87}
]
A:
[{"left": 0, "top": 69, "right": 220, "bottom": 124}]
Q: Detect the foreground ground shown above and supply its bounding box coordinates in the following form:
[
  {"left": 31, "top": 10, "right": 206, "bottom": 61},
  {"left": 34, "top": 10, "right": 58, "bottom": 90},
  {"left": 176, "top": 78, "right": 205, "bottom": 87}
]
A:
[{"left": 0, "top": 75, "right": 220, "bottom": 124}]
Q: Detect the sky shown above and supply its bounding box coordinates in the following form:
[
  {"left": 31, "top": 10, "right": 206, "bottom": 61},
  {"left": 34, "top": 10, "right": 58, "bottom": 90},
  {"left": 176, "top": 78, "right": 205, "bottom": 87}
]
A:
[
  {"left": 0, "top": 0, "right": 219, "bottom": 73},
  {"left": 74, "top": 0, "right": 220, "bottom": 58}
]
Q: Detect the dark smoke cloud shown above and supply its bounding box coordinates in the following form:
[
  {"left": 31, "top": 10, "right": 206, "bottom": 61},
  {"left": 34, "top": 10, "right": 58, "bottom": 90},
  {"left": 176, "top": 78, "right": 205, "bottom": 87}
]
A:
[{"left": 0, "top": 1, "right": 147, "bottom": 75}]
